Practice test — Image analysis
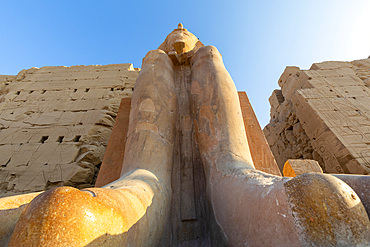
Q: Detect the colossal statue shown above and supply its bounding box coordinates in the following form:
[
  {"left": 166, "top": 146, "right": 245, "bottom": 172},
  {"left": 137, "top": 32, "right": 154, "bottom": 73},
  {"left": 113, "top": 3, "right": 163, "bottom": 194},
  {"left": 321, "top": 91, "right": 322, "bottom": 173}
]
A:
[{"left": 0, "top": 24, "right": 369, "bottom": 246}]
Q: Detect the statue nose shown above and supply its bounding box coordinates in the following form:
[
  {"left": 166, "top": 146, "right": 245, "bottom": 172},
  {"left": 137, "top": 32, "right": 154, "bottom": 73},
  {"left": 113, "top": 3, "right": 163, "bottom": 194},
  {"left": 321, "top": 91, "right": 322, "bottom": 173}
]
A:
[{"left": 174, "top": 41, "right": 186, "bottom": 54}]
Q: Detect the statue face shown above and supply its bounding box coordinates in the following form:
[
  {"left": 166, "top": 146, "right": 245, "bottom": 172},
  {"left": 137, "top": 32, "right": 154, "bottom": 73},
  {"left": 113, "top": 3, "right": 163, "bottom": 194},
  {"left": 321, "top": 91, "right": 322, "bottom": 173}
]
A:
[
  {"left": 166, "top": 29, "right": 199, "bottom": 54},
  {"left": 159, "top": 25, "right": 201, "bottom": 55}
]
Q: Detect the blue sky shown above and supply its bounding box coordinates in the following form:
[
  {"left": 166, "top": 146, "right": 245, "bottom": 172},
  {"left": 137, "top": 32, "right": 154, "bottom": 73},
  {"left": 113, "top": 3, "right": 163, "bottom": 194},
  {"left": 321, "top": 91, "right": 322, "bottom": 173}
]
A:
[{"left": 1, "top": 1, "right": 369, "bottom": 127}]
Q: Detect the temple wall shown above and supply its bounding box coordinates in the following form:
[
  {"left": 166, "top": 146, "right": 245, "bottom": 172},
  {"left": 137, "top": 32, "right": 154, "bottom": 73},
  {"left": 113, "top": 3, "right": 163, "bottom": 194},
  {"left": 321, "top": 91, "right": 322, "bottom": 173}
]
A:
[
  {"left": 264, "top": 59, "right": 370, "bottom": 175},
  {"left": 0, "top": 64, "right": 139, "bottom": 197},
  {"left": 3, "top": 57, "right": 369, "bottom": 198}
]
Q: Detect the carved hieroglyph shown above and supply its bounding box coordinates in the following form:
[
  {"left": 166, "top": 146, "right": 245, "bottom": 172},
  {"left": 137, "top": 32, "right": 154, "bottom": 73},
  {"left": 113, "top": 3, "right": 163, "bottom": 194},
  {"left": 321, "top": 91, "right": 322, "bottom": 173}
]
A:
[
  {"left": 0, "top": 64, "right": 139, "bottom": 198},
  {"left": 1, "top": 24, "right": 370, "bottom": 246},
  {"left": 264, "top": 60, "right": 370, "bottom": 175}
]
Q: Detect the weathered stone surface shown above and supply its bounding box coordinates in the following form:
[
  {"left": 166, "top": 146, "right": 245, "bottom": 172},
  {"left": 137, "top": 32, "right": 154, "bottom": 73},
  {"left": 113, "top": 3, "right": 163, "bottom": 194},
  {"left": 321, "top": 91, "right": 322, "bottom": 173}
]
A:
[
  {"left": 238, "top": 91, "right": 281, "bottom": 176},
  {"left": 9, "top": 182, "right": 156, "bottom": 247},
  {"left": 9, "top": 47, "right": 177, "bottom": 247},
  {"left": 263, "top": 90, "right": 320, "bottom": 171},
  {"left": 2, "top": 24, "right": 370, "bottom": 247},
  {"left": 265, "top": 59, "right": 370, "bottom": 175},
  {"left": 331, "top": 174, "right": 370, "bottom": 218},
  {"left": 190, "top": 46, "right": 369, "bottom": 246},
  {"left": 283, "top": 159, "right": 323, "bottom": 177},
  {"left": 285, "top": 173, "right": 370, "bottom": 246},
  {"left": 0, "top": 64, "right": 139, "bottom": 197},
  {"left": 0, "top": 191, "right": 41, "bottom": 246},
  {"left": 95, "top": 99, "right": 131, "bottom": 187}
]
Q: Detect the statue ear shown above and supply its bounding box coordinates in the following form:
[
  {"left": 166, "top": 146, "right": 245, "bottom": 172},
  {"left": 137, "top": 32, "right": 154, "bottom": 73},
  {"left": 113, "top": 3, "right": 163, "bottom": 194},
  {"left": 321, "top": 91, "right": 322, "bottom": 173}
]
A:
[
  {"left": 158, "top": 41, "right": 167, "bottom": 53},
  {"left": 192, "top": 40, "right": 204, "bottom": 53},
  {"left": 195, "top": 40, "right": 204, "bottom": 50}
]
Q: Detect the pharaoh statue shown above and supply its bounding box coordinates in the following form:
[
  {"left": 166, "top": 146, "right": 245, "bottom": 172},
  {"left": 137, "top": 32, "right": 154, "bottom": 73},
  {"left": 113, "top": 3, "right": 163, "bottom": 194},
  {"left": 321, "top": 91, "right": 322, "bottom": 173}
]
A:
[{"left": 0, "top": 24, "right": 369, "bottom": 246}]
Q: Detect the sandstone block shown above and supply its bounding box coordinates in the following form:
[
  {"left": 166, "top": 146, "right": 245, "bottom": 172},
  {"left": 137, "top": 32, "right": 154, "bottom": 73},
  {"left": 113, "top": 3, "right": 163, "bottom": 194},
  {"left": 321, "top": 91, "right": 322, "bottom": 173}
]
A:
[
  {"left": 58, "top": 112, "right": 84, "bottom": 126},
  {"left": 46, "top": 100, "right": 74, "bottom": 112},
  {"left": 278, "top": 66, "right": 300, "bottom": 87},
  {"left": 327, "top": 75, "right": 364, "bottom": 87},
  {"left": 301, "top": 70, "right": 323, "bottom": 80},
  {"left": 73, "top": 80, "right": 98, "bottom": 89},
  {"left": 305, "top": 98, "right": 335, "bottom": 111},
  {"left": 0, "top": 63, "right": 139, "bottom": 196},
  {"left": 266, "top": 58, "right": 370, "bottom": 175},
  {"left": 310, "top": 61, "right": 353, "bottom": 70},
  {"left": 46, "top": 91, "right": 72, "bottom": 101},
  {"left": 80, "top": 110, "right": 105, "bottom": 125},
  {"left": 71, "top": 99, "right": 98, "bottom": 111},
  {"left": 334, "top": 85, "right": 370, "bottom": 97},
  {"left": 14, "top": 167, "right": 46, "bottom": 192},
  {"left": 318, "top": 110, "right": 354, "bottom": 127},
  {"left": 281, "top": 74, "right": 304, "bottom": 101},
  {"left": 48, "top": 143, "right": 80, "bottom": 164},
  {"left": 268, "top": 89, "right": 284, "bottom": 110},
  {"left": 283, "top": 159, "right": 323, "bottom": 177},
  {"left": 82, "top": 88, "right": 108, "bottom": 100},
  {"left": 82, "top": 125, "right": 112, "bottom": 146},
  {"left": 345, "top": 159, "right": 368, "bottom": 174},
  {"left": 6, "top": 144, "right": 40, "bottom": 169},
  {"left": 24, "top": 111, "right": 63, "bottom": 126}
]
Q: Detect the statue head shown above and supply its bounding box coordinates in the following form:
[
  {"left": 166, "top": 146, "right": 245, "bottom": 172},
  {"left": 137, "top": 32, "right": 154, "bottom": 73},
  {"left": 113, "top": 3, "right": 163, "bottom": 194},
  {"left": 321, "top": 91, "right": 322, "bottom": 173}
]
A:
[{"left": 158, "top": 23, "right": 203, "bottom": 55}]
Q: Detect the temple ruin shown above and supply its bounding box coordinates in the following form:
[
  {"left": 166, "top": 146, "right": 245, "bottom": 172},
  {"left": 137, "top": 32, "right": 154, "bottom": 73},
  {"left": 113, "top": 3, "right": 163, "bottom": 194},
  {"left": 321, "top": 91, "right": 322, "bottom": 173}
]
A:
[
  {"left": 0, "top": 64, "right": 139, "bottom": 197},
  {"left": 264, "top": 60, "right": 370, "bottom": 175},
  {"left": 0, "top": 24, "right": 369, "bottom": 246}
]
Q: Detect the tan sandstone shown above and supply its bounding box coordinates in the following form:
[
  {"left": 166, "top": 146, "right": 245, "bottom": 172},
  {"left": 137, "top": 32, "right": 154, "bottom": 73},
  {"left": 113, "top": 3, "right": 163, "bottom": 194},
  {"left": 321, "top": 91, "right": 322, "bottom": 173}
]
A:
[
  {"left": 264, "top": 60, "right": 370, "bottom": 175},
  {"left": 283, "top": 159, "right": 323, "bottom": 177},
  {"left": 0, "top": 24, "right": 369, "bottom": 247},
  {"left": 0, "top": 64, "right": 139, "bottom": 198}
]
